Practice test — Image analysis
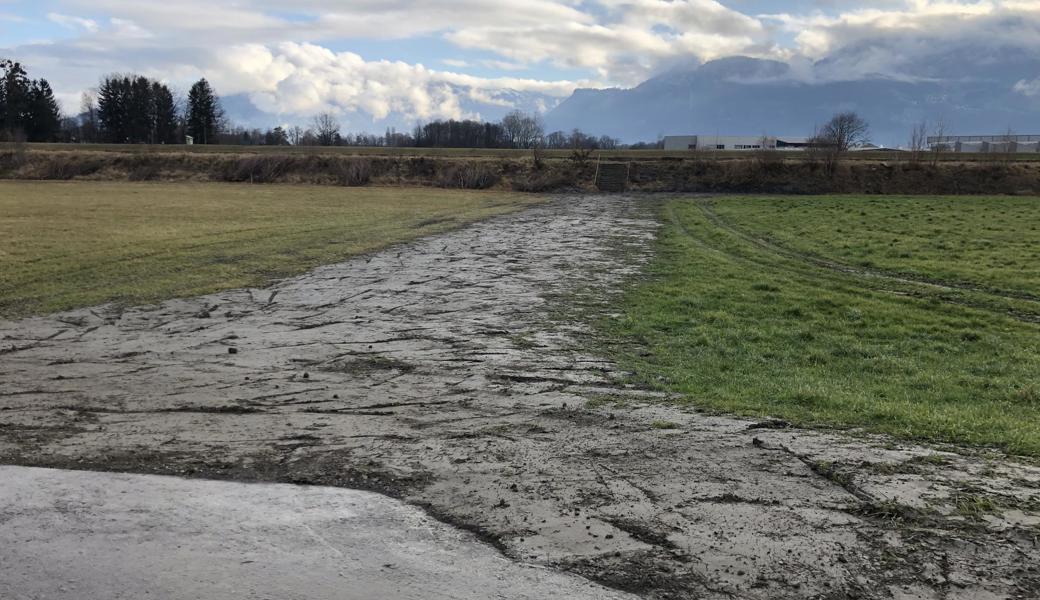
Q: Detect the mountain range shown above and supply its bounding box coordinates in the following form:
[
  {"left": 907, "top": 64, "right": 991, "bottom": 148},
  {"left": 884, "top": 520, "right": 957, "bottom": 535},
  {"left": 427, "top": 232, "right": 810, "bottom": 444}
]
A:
[
  {"left": 545, "top": 45, "right": 1040, "bottom": 147},
  {"left": 223, "top": 43, "right": 1040, "bottom": 147}
]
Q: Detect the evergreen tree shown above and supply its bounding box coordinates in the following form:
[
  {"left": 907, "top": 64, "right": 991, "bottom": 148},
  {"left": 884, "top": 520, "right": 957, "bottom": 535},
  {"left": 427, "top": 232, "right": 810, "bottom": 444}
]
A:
[
  {"left": 264, "top": 126, "right": 289, "bottom": 146},
  {"left": 151, "top": 82, "right": 178, "bottom": 144},
  {"left": 1, "top": 59, "right": 61, "bottom": 142},
  {"left": 97, "top": 75, "right": 130, "bottom": 143},
  {"left": 25, "top": 79, "right": 61, "bottom": 142},
  {"left": 186, "top": 78, "right": 221, "bottom": 144},
  {"left": 127, "top": 76, "right": 154, "bottom": 143},
  {"left": 97, "top": 74, "right": 181, "bottom": 144},
  {"left": 1, "top": 60, "right": 30, "bottom": 138}
]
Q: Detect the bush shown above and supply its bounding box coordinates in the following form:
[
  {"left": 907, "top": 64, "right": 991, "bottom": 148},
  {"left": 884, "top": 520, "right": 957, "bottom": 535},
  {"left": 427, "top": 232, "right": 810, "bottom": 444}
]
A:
[
  {"left": 511, "top": 171, "right": 573, "bottom": 192},
  {"left": 437, "top": 162, "right": 500, "bottom": 189},
  {"left": 127, "top": 155, "right": 162, "bottom": 181},
  {"left": 331, "top": 157, "right": 372, "bottom": 186},
  {"left": 0, "top": 146, "right": 28, "bottom": 176},
  {"left": 38, "top": 155, "right": 105, "bottom": 180},
  {"left": 219, "top": 156, "right": 292, "bottom": 183}
]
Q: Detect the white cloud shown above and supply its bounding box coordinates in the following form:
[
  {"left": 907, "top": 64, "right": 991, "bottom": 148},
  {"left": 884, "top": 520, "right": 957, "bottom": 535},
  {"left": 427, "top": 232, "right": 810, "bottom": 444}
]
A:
[
  {"left": 447, "top": 0, "right": 773, "bottom": 84},
  {"left": 1014, "top": 78, "right": 1040, "bottom": 96},
  {"left": 762, "top": 0, "right": 1040, "bottom": 81},
  {"left": 46, "top": 12, "right": 98, "bottom": 32},
  {"left": 209, "top": 43, "right": 589, "bottom": 123},
  {"left": 5, "top": 0, "right": 1040, "bottom": 124}
]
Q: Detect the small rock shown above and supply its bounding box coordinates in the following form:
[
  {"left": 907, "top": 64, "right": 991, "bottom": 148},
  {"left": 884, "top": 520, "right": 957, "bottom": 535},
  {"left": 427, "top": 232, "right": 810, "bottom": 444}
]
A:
[{"left": 227, "top": 347, "right": 238, "bottom": 355}]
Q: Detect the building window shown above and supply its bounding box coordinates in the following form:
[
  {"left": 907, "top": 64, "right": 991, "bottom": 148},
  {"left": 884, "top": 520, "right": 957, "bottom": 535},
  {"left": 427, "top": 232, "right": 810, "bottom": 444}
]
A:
[{"left": 716, "top": 144, "right": 725, "bottom": 150}]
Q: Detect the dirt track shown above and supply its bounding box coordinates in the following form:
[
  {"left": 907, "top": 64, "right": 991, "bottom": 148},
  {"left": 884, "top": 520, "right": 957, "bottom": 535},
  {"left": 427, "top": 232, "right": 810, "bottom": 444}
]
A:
[{"left": 2, "top": 195, "right": 1039, "bottom": 599}]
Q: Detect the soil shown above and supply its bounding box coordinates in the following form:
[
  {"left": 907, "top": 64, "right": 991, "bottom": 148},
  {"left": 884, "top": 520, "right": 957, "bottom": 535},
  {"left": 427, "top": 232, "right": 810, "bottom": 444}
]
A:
[{"left": 2, "top": 195, "right": 1039, "bottom": 599}]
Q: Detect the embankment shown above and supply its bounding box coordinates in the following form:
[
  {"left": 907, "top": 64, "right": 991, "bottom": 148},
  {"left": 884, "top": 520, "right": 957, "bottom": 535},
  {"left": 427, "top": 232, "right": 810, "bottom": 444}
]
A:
[{"left": 1, "top": 147, "right": 1037, "bottom": 195}]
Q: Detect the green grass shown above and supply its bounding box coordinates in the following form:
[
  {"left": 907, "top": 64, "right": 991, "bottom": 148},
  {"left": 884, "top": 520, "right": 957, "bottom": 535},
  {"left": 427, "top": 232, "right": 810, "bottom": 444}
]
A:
[
  {"left": 0, "top": 181, "right": 542, "bottom": 318},
  {"left": 605, "top": 195, "right": 1040, "bottom": 456},
  {"left": 712, "top": 195, "right": 1040, "bottom": 295}
]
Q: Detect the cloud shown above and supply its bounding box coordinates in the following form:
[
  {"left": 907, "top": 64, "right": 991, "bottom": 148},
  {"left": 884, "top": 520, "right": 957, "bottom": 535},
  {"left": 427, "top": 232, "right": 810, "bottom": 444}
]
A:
[
  {"left": 46, "top": 12, "right": 99, "bottom": 32},
  {"left": 63, "top": 0, "right": 594, "bottom": 43},
  {"left": 213, "top": 43, "right": 588, "bottom": 123},
  {"left": 447, "top": 0, "right": 773, "bottom": 84},
  {"left": 1014, "top": 78, "right": 1040, "bottom": 97},
  {"left": 4, "top": 0, "right": 1040, "bottom": 125},
  {"left": 761, "top": 0, "right": 1040, "bottom": 81}
]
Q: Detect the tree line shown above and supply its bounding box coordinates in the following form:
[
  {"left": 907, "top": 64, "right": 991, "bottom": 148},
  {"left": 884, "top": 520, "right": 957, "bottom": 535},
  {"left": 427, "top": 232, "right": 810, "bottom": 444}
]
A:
[
  {"left": 82, "top": 76, "right": 222, "bottom": 145},
  {"left": 4, "top": 57, "right": 651, "bottom": 149},
  {"left": 291, "top": 110, "right": 626, "bottom": 150}
]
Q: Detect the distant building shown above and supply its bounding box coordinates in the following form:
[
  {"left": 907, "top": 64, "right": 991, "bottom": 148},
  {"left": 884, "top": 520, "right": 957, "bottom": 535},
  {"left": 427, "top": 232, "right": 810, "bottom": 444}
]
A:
[
  {"left": 662, "top": 135, "right": 810, "bottom": 151},
  {"left": 185, "top": 135, "right": 194, "bottom": 146},
  {"left": 928, "top": 134, "right": 1040, "bottom": 153}
]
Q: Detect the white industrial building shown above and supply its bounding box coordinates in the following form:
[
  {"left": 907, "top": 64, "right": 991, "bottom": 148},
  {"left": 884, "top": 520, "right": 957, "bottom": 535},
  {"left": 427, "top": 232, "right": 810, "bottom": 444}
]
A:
[
  {"left": 663, "top": 135, "right": 811, "bottom": 152},
  {"left": 928, "top": 135, "right": 1040, "bottom": 153}
]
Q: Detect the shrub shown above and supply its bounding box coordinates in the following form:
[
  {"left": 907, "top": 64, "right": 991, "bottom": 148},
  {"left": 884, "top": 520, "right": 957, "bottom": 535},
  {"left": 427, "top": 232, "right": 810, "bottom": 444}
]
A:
[
  {"left": 0, "top": 146, "right": 28, "bottom": 176},
  {"left": 437, "top": 162, "right": 500, "bottom": 189},
  {"left": 331, "top": 157, "right": 372, "bottom": 186},
  {"left": 219, "top": 155, "right": 292, "bottom": 183},
  {"left": 511, "top": 171, "right": 573, "bottom": 192},
  {"left": 127, "top": 155, "right": 162, "bottom": 181},
  {"left": 38, "top": 155, "right": 105, "bottom": 180}
]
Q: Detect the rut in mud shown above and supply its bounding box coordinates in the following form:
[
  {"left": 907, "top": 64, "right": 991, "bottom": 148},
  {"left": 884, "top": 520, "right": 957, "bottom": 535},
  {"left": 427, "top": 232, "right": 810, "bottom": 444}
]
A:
[{"left": 2, "top": 195, "right": 1039, "bottom": 600}]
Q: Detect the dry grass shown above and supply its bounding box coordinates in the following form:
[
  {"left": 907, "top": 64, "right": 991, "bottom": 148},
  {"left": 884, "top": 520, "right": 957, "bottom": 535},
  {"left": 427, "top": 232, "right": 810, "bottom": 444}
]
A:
[
  {"left": 0, "top": 181, "right": 543, "bottom": 318},
  {"left": 10, "top": 142, "right": 1040, "bottom": 163},
  {"left": 3, "top": 147, "right": 1039, "bottom": 196}
]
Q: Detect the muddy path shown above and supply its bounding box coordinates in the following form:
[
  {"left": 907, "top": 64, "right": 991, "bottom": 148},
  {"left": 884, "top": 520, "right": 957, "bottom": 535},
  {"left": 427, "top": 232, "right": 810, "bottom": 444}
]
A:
[{"left": 2, "top": 195, "right": 1039, "bottom": 599}]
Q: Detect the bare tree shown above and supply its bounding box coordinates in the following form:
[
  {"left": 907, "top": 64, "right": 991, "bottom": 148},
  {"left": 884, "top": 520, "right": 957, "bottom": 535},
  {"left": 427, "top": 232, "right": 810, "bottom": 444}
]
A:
[
  {"left": 821, "top": 111, "right": 870, "bottom": 152},
  {"left": 755, "top": 134, "right": 782, "bottom": 168},
  {"left": 1000, "top": 126, "right": 1016, "bottom": 165},
  {"left": 79, "top": 90, "right": 99, "bottom": 143},
  {"left": 288, "top": 125, "right": 304, "bottom": 146},
  {"left": 311, "top": 112, "right": 340, "bottom": 146},
  {"left": 809, "top": 112, "right": 869, "bottom": 174},
  {"left": 909, "top": 119, "right": 928, "bottom": 165},
  {"left": 501, "top": 110, "right": 543, "bottom": 149},
  {"left": 930, "top": 116, "right": 947, "bottom": 166},
  {"left": 544, "top": 130, "right": 567, "bottom": 149}
]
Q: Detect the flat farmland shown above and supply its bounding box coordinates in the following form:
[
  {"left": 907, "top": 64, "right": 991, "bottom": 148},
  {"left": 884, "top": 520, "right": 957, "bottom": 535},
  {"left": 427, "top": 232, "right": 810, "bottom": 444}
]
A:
[
  {"left": 3, "top": 192, "right": 1040, "bottom": 597},
  {"left": 607, "top": 195, "right": 1040, "bottom": 455},
  {"left": 0, "top": 181, "right": 541, "bottom": 318}
]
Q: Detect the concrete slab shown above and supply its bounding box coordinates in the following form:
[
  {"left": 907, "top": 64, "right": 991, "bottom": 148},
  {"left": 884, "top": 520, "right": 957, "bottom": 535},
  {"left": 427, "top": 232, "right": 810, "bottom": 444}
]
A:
[{"left": 0, "top": 466, "right": 634, "bottom": 600}]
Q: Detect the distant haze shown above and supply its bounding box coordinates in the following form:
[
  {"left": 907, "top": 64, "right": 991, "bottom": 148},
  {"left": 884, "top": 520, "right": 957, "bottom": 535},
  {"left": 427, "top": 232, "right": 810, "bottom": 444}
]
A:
[{"left": 546, "top": 49, "right": 1040, "bottom": 147}]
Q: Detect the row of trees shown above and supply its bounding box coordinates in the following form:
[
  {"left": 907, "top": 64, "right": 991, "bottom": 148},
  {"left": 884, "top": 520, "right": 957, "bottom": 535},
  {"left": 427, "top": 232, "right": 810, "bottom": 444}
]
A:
[
  {"left": 0, "top": 59, "right": 62, "bottom": 142},
  {"left": 4, "top": 56, "right": 645, "bottom": 149},
  {"left": 86, "top": 76, "right": 222, "bottom": 144},
  {"left": 294, "top": 110, "right": 625, "bottom": 150}
]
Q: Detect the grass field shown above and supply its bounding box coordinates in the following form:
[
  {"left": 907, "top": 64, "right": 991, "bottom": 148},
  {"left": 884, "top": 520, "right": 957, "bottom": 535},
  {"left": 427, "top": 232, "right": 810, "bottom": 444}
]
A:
[
  {"left": 606, "top": 195, "right": 1040, "bottom": 456},
  {"left": 0, "top": 181, "right": 541, "bottom": 318}
]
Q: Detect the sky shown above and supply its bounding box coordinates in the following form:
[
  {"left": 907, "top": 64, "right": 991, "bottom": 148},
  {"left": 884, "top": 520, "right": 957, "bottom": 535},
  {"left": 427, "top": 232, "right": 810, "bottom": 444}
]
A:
[{"left": 1, "top": 0, "right": 1038, "bottom": 130}]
